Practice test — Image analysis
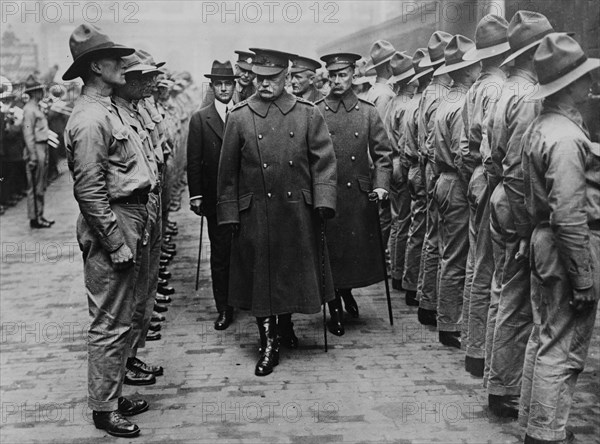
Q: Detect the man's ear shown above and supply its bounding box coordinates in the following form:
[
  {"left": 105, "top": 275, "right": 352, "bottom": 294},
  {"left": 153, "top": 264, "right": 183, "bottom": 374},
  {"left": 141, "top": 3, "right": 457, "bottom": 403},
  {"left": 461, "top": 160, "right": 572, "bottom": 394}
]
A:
[
  {"left": 89, "top": 60, "right": 102, "bottom": 76},
  {"left": 308, "top": 72, "right": 315, "bottom": 85}
]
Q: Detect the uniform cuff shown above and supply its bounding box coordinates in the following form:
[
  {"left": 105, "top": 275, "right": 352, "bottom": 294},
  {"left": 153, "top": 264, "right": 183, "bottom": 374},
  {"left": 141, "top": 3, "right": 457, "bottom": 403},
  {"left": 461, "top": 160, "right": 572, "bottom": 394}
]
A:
[
  {"left": 217, "top": 200, "right": 239, "bottom": 225},
  {"left": 100, "top": 229, "right": 126, "bottom": 253},
  {"left": 313, "top": 183, "right": 337, "bottom": 212}
]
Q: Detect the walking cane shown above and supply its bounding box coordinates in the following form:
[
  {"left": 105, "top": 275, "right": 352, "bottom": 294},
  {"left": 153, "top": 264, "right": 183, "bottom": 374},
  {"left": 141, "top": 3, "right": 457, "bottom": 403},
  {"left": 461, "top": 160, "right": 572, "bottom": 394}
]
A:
[
  {"left": 369, "top": 193, "right": 394, "bottom": 326},
  {"left": 194, "top": 215, "right": 204, "bottom": 291},
  {"left": 319, "top": 217, "right": 329, "bottom": 353},
  {"left": 29, "top": 162, "right": 39, "bottom": 221}
]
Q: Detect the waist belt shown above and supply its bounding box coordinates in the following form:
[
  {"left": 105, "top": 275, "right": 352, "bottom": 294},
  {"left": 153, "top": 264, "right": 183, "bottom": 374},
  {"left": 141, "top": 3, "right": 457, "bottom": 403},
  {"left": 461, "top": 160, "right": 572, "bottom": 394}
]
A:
[
  {"left": 111, "top": 192, "right": 149, "bottom": 205},
  {"left": 538, "top": 220, "right": 600, "bottom": 231}
]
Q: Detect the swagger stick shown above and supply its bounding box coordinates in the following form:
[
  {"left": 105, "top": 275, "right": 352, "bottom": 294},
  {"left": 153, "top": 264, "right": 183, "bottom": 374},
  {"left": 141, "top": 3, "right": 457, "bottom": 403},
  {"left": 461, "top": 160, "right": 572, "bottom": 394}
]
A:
[
  {"left": 320, "top": 218, "right": 328, "bottom": 352},
  {"left": 195, "top": 215, "right": 204, "bottom": 291},
  {"left": 370, "top": 193, "right": 394, "bottom": 326}
]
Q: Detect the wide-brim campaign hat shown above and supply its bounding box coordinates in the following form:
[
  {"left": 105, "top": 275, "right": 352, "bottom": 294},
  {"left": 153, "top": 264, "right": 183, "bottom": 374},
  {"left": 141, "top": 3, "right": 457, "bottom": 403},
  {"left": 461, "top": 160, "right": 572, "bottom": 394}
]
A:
[
  {"left": 387, "top": 52, "right": 415, "bottom": 84},
  {"left": 249, "top": 48, "right": 296, "bottom": 76},
  {"left": 420, "top": 31, "right": 453, "bottom": 68},
  {"left": 291, "top": 56, "right": 322, "bottom": 74},
  {"left": 410, "top": 48, "right": 434, "bottom": 83},
  {"left": 137, "top": 49, "right": 166, "bottom": 71},
  {"left": 204, "top": 60, "right": 239, "bottom": 79},
  {"left": 434, "top": 35, "right": 480, "bottom": 76},
  {"left": 22, "top": 74, "right": 45, "bottom": 94},
  {"left": 320, "top": 52, "right": 362, "bottom": 72},
  {"left": 501, "top": 11, "right": 554, "bottom": 67},
  {"left": 370, "top": 40, "right": 396, "bottom": 69},
  {"left": 63, "top": 24, "right": 134, "bottom": 80},
  {"left": 464, "top": 14, "right": 511, "bottom": 61},
  {"left": 531, "top": 33, "right": 600, "bottom": 100},
  {"left": 234, "top": 50, "right": 255, "bottom": 71},
  {"left": 122, "top": 51, "right": 160, "bottom": 75}
]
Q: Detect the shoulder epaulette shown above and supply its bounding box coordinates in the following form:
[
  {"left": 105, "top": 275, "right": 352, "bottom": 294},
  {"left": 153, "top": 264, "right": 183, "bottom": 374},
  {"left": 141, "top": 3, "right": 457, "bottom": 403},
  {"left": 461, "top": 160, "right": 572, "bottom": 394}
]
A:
[
  {"left": 230, "top": 99, "right": 249, "bottom": 111},
  {"left": 315, "top": 97, "right": 325, "bottom": 105},
  {"left": 295, "top": 96, "right": 315, "bottom": 107},
  {"left": 358, "top": 97, "right": 375, "bottom": 106}
]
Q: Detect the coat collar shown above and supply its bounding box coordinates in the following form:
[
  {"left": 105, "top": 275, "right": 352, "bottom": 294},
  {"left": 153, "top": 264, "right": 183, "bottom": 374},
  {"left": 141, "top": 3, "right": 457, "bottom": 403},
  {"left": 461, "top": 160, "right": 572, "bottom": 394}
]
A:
[
  {"left": 324, "top": 89, "right": 358, "bottom": 112},
  {"left": 247, "top": 91, "right": 297, "bottom": 117},
  {"left": 205, "top": 102, "right": 224, "bottom": 139},
  {"left": 542, "top": 99, "right": 588, "bottom": 137}
]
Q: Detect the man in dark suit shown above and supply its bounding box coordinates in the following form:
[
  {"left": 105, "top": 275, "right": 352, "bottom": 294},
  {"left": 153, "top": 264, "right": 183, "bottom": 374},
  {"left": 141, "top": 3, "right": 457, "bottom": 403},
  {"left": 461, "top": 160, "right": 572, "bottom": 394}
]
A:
[{"left": 187, "top": 61, "right": 237, "bottom": 330}]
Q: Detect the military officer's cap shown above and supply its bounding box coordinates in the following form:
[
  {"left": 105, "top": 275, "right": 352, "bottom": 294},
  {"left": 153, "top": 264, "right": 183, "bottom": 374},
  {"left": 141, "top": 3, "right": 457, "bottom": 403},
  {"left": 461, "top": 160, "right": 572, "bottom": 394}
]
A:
[
  {"left": 320, "top": 53, "right": 362, "bottom": 72},
  {"left": 234, "top": 50, "right": 255, "bottom": 71},
  {"left": 290, "top": 56, "right": 322, "bottom": 74},
  {"left": 249, "top": 48, "right": 297, "bottom": 76}
]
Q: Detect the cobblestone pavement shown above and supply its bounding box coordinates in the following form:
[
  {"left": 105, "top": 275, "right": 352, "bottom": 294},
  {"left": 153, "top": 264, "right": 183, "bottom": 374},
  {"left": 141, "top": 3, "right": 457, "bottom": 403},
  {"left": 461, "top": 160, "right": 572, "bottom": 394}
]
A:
[{"left": 1, "top": 168, "right": 599, "bottom": 444}]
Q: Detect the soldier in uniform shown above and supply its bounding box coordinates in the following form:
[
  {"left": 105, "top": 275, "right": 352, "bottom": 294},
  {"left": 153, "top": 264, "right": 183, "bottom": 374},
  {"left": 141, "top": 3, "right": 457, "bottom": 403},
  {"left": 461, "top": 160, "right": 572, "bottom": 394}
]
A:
[
  {"left": 63, "top": 24, "right": 153, "bottom": 437},
  {"left": 316, "top": 52, "right": 393, "bottom": 335},
  {"left": 486, "top": 11, "right": 554, "bottom": 418},
  {"left": 520, "top": 33, "right": 599, "bottom": 444},
  {"left": 217, "top": 48, "right": 337, "bottom": 377},
  {"left": 290, "top": 56, "right": 324, "bottom": 103},
  {"left": 383, "top": 52, "right": 417, "bottom": 304},
  {"left": 415, "top": 31, "right": 453, "bottom": 328},
  {"left": 22, "top": 76, "right": 54, "bottom": 228},
  {"left": 432, "top": 35, "right": 481, "bottom": 349},
  {"left": 187, "top": 61, "right": 238, "bottom": 330},
  {"left": 459, "top": 14, "right": 510, "bottom": 378}
]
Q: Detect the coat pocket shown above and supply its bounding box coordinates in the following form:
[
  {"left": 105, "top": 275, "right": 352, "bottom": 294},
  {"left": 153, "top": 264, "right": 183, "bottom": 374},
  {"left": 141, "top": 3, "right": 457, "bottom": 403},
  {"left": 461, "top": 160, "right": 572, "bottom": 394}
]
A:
[
  {"left": 238, "top": 193, "right": 253, "bottom": 212},
  {"left": 357, "top": 176, "right": 371, "bottom": 193},
  {"left": 110, "top": 125, "right": 132, "bottom": 161},
  {"left": 301, "top": 189, "right": 313, "bottom": 206}
]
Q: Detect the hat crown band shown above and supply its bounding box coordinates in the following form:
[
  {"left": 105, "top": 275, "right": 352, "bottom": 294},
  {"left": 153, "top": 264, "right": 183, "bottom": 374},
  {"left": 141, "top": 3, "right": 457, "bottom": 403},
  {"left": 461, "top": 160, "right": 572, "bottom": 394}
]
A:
[
  {"left": 510, "top": 27, "right": 553, "bottom": 51},
  {"left": 539, "top": 54, "right": 587, "bottom": 85},
  {"left": 477, "top": 34, "right": 509, "bottom": 49}
]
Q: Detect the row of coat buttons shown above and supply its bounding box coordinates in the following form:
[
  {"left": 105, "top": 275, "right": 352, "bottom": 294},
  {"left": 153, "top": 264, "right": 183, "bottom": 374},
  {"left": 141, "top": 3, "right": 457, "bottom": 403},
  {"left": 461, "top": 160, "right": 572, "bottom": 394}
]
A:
[
  {"left": 329, "top": 132, "right": 360, "bottom": 137},
  {"left": 324, "top": 105, "right": 360, "bottom": 111},
  {"left": 266, "top": 192, "right": 296, "bottom": 198},
  {"left": 263, "top": 161, "right": 294, "bottom": 168},
  {"left": 258, "top": 132, "right": 294, "bottom": 139}
]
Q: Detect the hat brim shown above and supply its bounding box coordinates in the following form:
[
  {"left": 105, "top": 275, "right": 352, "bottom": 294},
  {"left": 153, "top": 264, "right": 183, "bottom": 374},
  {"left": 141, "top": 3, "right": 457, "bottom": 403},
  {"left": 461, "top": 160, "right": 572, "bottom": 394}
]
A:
[
  {"left": 125, "top": 63, "right": 160, "bottom": 74},
  {"left": 252, "top": 65, "right": 286, "bottom": 76},
  {"left": 371, "top": 52, "right": 395, "bottom": 69},
  {"left": 419, "top": 55, "right": 445, "bottom": 68},
  {"left": 23, "top": 85, "right": 45, "bottom": 94},
  {"left": 0, "top": 92, "right": 16, "bottom": 100},
  {"left": 62, "top": 45, "right": 135, "bottom": 80},
  {"left": 500, "top": 39, "right": 545, "bottom": 67},
  {"left": 463, "top": 42, "right": 511, "bottom": 61},
  {"left": 352, "top": 77, "right": 371, "bottom": 86},
  {"left": 409, "top": 67, "right": 434, "bottom": 84},
  {"left": 387, "top": 68, "right": 416, "bottom": 85},
  {"left": 434, "top": 59, "right": 480, "bottom": 76},
  {"left": 204, "top": 74, "right": 240, "bottom": 80},
  {"left": 237, "top": 61, "right": 253, "bottom": 71},
  {"left": 326, "top": 62, "right": 355, "bottom": 72},
  {"left": 531, "top": 58, "right": 600, "bottom": 100}
]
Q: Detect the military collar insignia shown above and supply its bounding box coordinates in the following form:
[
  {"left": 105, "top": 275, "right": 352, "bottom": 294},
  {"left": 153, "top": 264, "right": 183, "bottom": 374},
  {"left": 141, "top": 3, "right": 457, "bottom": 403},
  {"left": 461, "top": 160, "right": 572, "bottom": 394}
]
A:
[
  {"left": 247, "top": 91, "right": 296, "bottom": 117},
  {"left": 324, "top": 89, "right": 358, "bottom": 112}
]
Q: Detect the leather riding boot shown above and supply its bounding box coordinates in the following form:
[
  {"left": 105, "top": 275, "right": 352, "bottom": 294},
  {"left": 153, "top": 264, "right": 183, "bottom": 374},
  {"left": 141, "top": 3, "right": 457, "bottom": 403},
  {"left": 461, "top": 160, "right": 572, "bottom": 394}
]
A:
[
  {"left": 327, "top": 293, "right": 345, "bottom": 336},
  {"left": 277, "top": 314, "right": 299, "bottom": 349},
  {"left": 339, "top": 288, "right": 359, "bottom": 318},
  {"left": 255, "top": 316, "right": 279, "bottom": 376}
]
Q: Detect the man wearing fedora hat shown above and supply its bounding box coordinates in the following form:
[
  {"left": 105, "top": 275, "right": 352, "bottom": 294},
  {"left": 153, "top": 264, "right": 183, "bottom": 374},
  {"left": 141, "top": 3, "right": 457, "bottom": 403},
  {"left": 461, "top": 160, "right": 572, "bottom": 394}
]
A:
[
  {"left": 402, "top": 48, "right": 433, "bottom": 310},
  {"left": 217, "top": 48, "right": 337, "bottom": 376},
  {"left": 21, "top": 75, "right": 54, "bottom": 229},
  {"left": 519, "top": 33, "right": 599, "bottom": 444},
  {"left": 383, "top": 51, "right": 417, "bottom": 304},
  {"left": 290, "top": 56, "right": 324, "bottom": 103},
  {"left": 485, "top": 11, "right": 555, "bottom": 419},
  {"left": 432, "top": 34, "right": 482, "bottom": 349},
  {"left": 316, "top": 52, "right": 392, "bottom": 335},
  {"left": 459, "top": 14, "right": 510, "bottom": 379},
  {"left": 63, "top": 24, "right": 153, "bottom": 437},
  {"left": 200, "top": 50, "right": 256, "bottom": 108},
  {"left": 188, "top": 60, "right": 238, "bottom": 331},
  {"left": 415, "top": 30, "right": 453, "bottom": 328}
]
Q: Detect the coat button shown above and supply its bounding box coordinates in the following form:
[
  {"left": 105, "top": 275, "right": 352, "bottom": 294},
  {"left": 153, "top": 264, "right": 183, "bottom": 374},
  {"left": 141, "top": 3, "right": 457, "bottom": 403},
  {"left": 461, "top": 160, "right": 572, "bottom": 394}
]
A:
[
  {"left": 325, "top": 106, "right": 329, "bottom": 110},
  {"left": 263, "top": 163, "right": 268, "bottom": 169},
  {"left": 267, "top": 193, "right": 272, "bottom": 198},
  {"left": 351, "top": 156, "right": 356, "bottom": 161},
  {"left": 289, "top": 132, "right": 294, "bottom": 137},
  {"left": 347, "top": 182, "right": 352, "bottom": 188},
  {"left": 258, "top": 134, "right": 263, "bottom": 139},
  {"left": 287, "top": 191, "right": 292, "bottom": 197},
  {"left": 289, "top": 161, "right": 293, "bottom": 166},
  {"left": 354, "top": 132, "right": 359, "bottom": 137},
  {"left": 355, "top": 105, "right": 359, "bottom": 110}
]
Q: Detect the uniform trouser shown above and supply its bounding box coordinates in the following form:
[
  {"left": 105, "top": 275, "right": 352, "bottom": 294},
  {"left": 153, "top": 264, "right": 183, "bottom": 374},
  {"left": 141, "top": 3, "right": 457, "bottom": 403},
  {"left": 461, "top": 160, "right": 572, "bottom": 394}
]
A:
[
  {"left": 435, "top": 171, "right": 469, "bottom": 331},
  {"left": 390, "top": 166, "right": 412, "bottom": 282},
  {"left": 206, "top": 213, "right": 232, "bottom": 312},
  {"left": 129, "top": 193, "right": 162, "bottom": 356},
  {"left": 417, "top": 161, "right": 440, "bottom": 311},
  {"left": 402, "top": 162, "right": 427, "bottom": 291},
  {"left": 487, "top": 184, "right": 532, "bottom": 395},
  {"left": 161, "top": 162, "right": 171, "bottom": 234},
  {"left": 465, "top": 168, "right": 494, "bottom": 359},
  {"left": 519, "top": 226, "right": 599, "bottom": 441},
  {"left": 26, "top": 142, "right": 48, "bottom": 220},
  {"left": 77, "top": 203, "right": 148, "bottom": 411},
  {"left": 380, "top": 200, "right": 392, "bottom": 253}
]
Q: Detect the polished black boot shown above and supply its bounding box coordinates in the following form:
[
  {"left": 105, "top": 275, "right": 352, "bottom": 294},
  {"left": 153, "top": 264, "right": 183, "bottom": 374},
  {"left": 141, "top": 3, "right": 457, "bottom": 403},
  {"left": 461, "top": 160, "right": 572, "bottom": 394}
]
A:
[
  {"left": 339, "top": 289, "right": 359, "bottom": 318},
  {"left": 488, "top": 394, "right": 519, "bottom": 419},
  {"left": 405, "top": 290, "right": 419, "bottom": 307},
  {"left": 255, "top": 316, "right": 279, "bottom": 376},
  {"left": 327, "top": 294, "right": 345, "bottom": 336},
  {"left": 93, "top": 410, "right": 140, "bottom": 437},
  {"left": 418, "top": 307, "right": 437, "bottom": 327},
  {"left": 214, "top": 307, "right": 233, "bottom": 330},
  {"left": 277, "top": 314, "right": 299, "bottom": 349},
  {"left": 465, "top": 356, "right": 484, "bottom": 377},
  {"left": 439, "top": 331, "right": 461, "bottom": 349}
]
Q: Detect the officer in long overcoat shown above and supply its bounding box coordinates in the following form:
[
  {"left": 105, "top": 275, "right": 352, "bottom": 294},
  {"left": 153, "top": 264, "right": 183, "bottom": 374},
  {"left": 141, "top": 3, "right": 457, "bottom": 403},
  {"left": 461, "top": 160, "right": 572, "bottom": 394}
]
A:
[
  {"left": 316, "top": 53, "right": 393, "bottom": 336},
  {"left": 217, "top": 48, "right": 337, "bottom": 377}
]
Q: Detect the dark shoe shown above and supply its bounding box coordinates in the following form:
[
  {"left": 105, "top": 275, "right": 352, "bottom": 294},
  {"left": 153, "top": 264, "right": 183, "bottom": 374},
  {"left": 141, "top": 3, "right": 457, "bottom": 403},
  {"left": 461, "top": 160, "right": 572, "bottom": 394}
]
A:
[
  {"left": 145, "top": 331, "right": 161, "bottom": 341},
  {"left": 155, "top": 294, "right": 172, "bottom": 304},
  {"left": 439, "top": 331, "right": 461, "bottom": 349},
  {"left": 405, "top": 290, "right": 419, "bottom": 307},
  {"left": 161, "top": 246, "right": 176, "bottom": 255},
  {"left": 30, "top": 219, "right": 52, "bottom": 229},
  {"left": 167, "top": 221, "right": 177, "bottom": 230},
  {"left": 327, "top": 296, "right": 345, "bottom": 336},
  {"left": 340, "top": 290, "right": 359, "bottom": 319},
  {"left": 117, "top": 397, "right": 149, "bottom": 416},
  {"left": 127, "top": 357, "right": 163, "bottom": 376},
  {"left": 151, "top": 311, "right": 165, "bottom": 322},
  {"left": 255, "top": 316, "right": 279, "bottom": 376},
  {"left": 148, "top": 322, "right": 161, "bottom": 332},
  {"left": 124, "top": 369, "right": 156, "bottom": 386},
  {"left": 157, "top": 285, "right": 174, "bottom": 296},
  {"left": 165, "top": 227, "right": 178, "bottom": 236},
  {"left": 157, "top": 278, "right": 169, "bottom": 287},
  {"left": 523, "top": 430, "right": 574, "bottom": 444},
  {"left": 41, "top": 216, "right": 55, "bottom": 225},
  {"left": 465, "top": 356, "right": 484, "bottom": 377},
  {"left": 154, "top": 302, "right": 168, "bottom": 313},
  {"left": 488, "top": 394, "right": 519, "bottom": 419},
  {"left": 418, "top": 308, "right": 437, "bottom": 327},
  {"left": 158, "top": 270, "right": 172, "bottom": 280},
  {"left": 93, "top": 410, "right": 140, "bottom": 437},
  {"left": 160, "top": 251, "right": 173, "bottom": 261},
  {"left": 392, "top": 278, "right": 403, "bottom": 291},
  {"left": 277, "top": 314, "right": 299, "bottom": 349},
  {"left": 159, "top": 258, "right": 170, "bottom": 267},
  {"left": 214, "top": 308, "right": 233, "bottom": 330}
]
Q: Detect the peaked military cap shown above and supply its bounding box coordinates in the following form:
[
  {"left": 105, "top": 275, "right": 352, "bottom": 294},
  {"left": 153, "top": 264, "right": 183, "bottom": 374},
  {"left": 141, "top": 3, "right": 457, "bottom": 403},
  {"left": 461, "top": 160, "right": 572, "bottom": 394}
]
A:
[
  {"left": 234, "top": 50, "right": 255, "bottom": 71},
  {"left": 249, "top": 48, "right": 297, "bottom": 76},
  {"left": 290, "top": 56, "right": 322, "bottom": 74},
  {"left": 320, "top": 53, "right": 362, "bottom": 71}
]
